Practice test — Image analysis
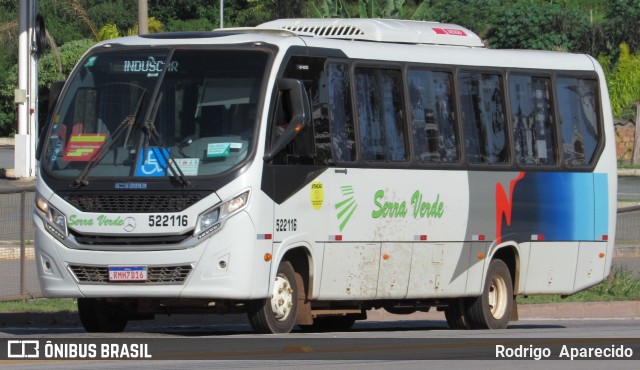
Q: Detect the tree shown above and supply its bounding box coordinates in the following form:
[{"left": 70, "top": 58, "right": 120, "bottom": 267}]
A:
[
  {"left": 484, "top": 1, "right": 590, "bottom": 52},
  {"left": 603, "top": 0, "right": 640, "bottom": 55},
  {"left": 419, "top": 0, "right": 504, "bottom": 38},
  {"left": 599, "top": 43, "right": 640, "bottom": 119},
  {"left": 357, "top": 0, "right": 405, "bottom": 19},
  {"left": 307, "top": 0, "right": 350, "bottom": 18},
  {"left": 97, "top": 18, "right": 164, "bottom": 41}
]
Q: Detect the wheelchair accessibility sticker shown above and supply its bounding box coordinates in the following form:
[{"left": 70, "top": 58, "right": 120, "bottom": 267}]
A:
[{"left": 136, "top": 147, "right": 171, "bottom": 177}]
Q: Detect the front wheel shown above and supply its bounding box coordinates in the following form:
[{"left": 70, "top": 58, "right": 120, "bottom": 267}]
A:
[
  {"left": 247, "top": 260, "right": 298, "bottom": 334},
  {"left": 465, "top": 259, "right": 513, "bottom": 329}
]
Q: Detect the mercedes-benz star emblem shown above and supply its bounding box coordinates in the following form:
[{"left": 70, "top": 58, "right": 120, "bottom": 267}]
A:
[{"left": 123, "top": 217, "right": 136, "bottom": 232}]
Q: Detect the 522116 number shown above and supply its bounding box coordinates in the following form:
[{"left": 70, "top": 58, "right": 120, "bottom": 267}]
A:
[
  {"left": 148, "top": 214, "right": 188, "bottom": 227},
  {"left": 275, "top": 219, "right": 297, "bottom": 232}
]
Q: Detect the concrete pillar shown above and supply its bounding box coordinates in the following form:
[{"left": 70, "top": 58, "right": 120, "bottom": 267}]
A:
[{"left": 14, "top": 0, "right": 37, "bottom": 179}]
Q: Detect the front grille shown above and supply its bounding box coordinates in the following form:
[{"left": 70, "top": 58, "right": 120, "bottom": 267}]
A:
[
  {"left": 69, "top": 230, "right": 192, "bottom": 246},
  {"left": 69, "top": 264, "right": 193, "bottom": 284},
  {"left": 64, "top": 194, "right": 202, "bottom": 213}
]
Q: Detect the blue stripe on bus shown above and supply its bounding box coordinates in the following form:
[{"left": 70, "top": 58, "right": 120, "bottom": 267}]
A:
[
  {"left": 593, "top": 173, "right": 609, "bottom": 239},
  {"left": 503, "top": 172, "right": 608, "bottom": 242}
]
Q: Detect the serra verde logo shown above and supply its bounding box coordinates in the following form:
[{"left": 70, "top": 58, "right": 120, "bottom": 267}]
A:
[
  {"left": 372, "top": 190, "right": 445, "bottom": 219},
  {"left": 335, "top": 186, "right": 445, "bottom": 232},
  {"left": 68, "top": 215, "right": 125, "bottom": 227}
]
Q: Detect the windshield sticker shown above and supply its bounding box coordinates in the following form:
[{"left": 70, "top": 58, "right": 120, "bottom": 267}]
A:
[
  {"left": 62, "top": 134, "right": 107, "bottom": 162},
  {"left": 169, "top": 158, "right": 199, "bottom": 176},
  {"left": 84, "top": 56, "right": 97, "bottom": 68},
  {"left": 136, "top": 147, "right": 171, "bottom": 177},
  {"left": 207, "top": 143, "right": 230, "bottom": 158},
  {"left": 230, "top": 142, "right": 243, "bottom": 150}
]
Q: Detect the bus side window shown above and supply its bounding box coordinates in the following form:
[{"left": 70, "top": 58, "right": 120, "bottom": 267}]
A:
[
  {"left": 407, "top": 69, "right": 459, "bottom": 163},
  {"left": 354, "top": 67, "right": 407, "bottom": 162},
  {"left": 509, "top": 75, "right": 556, "bottom": 166},
  {"left": 459, "top": 72, "right": 509, "bottom": 165},
  {"left": 327, "top": 62, "right": 356, "bottom": 163},
  {"left": 557, "top": 77, "right": 600, "bottom": 167}
]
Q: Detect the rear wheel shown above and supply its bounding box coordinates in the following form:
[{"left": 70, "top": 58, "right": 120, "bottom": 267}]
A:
[
  {"left": 78, "top": 298, "right": 128, "bottom": 333},
  {"left": 444, "top": 298, "right": 471, "bottom": 329},
  {"left": 247, "top": 260, "right": 298, "bottom": 334},
  {"left": 465, "top": 259, "right": 513, "bottom": 329}
]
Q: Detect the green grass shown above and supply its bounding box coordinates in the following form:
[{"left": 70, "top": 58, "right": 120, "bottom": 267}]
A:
[
  {"left": 518, "top": 268, "right": 640, "bottom": 304},
  {"left": 617, "top": 164, "right": 640, "bottom": 169},
  {"left": 0, "top": 298, "right": 77, "bottom": 313}
]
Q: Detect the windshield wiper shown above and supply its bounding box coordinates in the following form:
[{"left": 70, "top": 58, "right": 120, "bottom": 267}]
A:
[
  {"left": 71, "top": 90, "right": 147, "bottom": 188},
  {"left": 141, "top": 92, "right": 191, "bottom": 188}
]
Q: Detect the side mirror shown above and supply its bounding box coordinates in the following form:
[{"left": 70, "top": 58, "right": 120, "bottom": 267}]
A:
[
  {"left": 48, "top": 81, "right": 65, "bottom": 113},
  {"left": 36, "top": 80, "right": 65, "bottom": 161},
  {"left": 263, "top": 78, "right": 311, "bottom": 162}
]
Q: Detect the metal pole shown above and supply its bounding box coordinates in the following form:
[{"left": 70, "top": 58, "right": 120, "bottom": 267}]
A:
[
  {"left": 219, "top": 0, "right": 224, "bottom": 28},
  {"left": 20, "top": 191, "right": 26, "bottom": 300},
  {"left": 138, "top": 0, "right": 148, "bottom": 34}
]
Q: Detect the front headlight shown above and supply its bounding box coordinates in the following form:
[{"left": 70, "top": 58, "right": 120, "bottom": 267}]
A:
[
  {"left": 35, "top": 193, "right": 68, "bottom": 239},
  {"left": 195, "top": 190, "right": 250, "bottom": 239}
]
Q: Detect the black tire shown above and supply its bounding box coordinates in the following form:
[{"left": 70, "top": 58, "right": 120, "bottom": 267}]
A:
[
  {"left": 298, "top": 315, "right": 357, "bottom": 332},
  {"left": 465, "top": 259, "right": 514, "bottom": 329},
  {"left": 444, "top": 298, "right": 472, "bottom": 330},
  {"left": 247, "top": 260, "right": 298, "bottom": 334},
  {"left": 77, "top": 298, "right": 128, "bottom": 333}
]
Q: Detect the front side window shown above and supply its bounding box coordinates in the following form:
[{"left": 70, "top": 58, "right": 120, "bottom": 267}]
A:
[
  {"left": 557, "top": 77, "right": 600, "bottom": 167},
  {"left": 459, "top": 72, "right": 509, "bottom": 165},
  {"left": 43, "top": 48, "right": 269, "bottom": 180},
  {"left": 327, "top": 63, "right": 356, "bottom": 162},
  {"left": 354, "top": 67, "right": 407, "bottom": 162}
]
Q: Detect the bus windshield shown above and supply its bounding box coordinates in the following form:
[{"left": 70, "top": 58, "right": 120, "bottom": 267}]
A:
[{"left": 42, "top": 48, "right": 269, "bottom": 180}]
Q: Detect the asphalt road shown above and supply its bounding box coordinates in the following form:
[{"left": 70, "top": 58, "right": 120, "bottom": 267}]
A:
[{"left": 619, "top": 175, "right": 640, "bottom": 202}]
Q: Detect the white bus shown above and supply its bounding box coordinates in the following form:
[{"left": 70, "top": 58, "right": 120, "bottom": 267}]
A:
[{"left": 34, "top": 18, "right": 617, "bottom": 333}]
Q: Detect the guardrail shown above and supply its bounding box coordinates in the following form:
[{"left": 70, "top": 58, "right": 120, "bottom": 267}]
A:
[
  {"left": 615, "top": 205, "right": 640, "bottom": 258},
  {"left": 0, "top": 186, "right": 38, "bottom": 301},
  {"left": 0, "top": 186, "right": 638, "bottom": 301}
]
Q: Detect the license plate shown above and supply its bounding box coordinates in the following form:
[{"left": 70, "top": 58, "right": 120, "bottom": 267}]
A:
[{"left": 108, "top": 266, "right": 147, "bottom": 282}]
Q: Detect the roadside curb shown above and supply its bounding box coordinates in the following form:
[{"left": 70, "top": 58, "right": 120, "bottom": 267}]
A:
[
  {"left": 0, "top": 302, "right": 637, "bottom": 329},
  {"left": 366, "top": 302, "right": 640, "bottom": 322},
  {"left": 618, "top": 168, "right": 640, "bottom": 177},
  {"left": 515, "top": 301, "right": 640, "bottom": 319}
]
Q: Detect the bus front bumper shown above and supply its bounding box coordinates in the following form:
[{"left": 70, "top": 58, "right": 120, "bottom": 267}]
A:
[{"left": 33, "top": 211, "right": 272, "bottom": 300}]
